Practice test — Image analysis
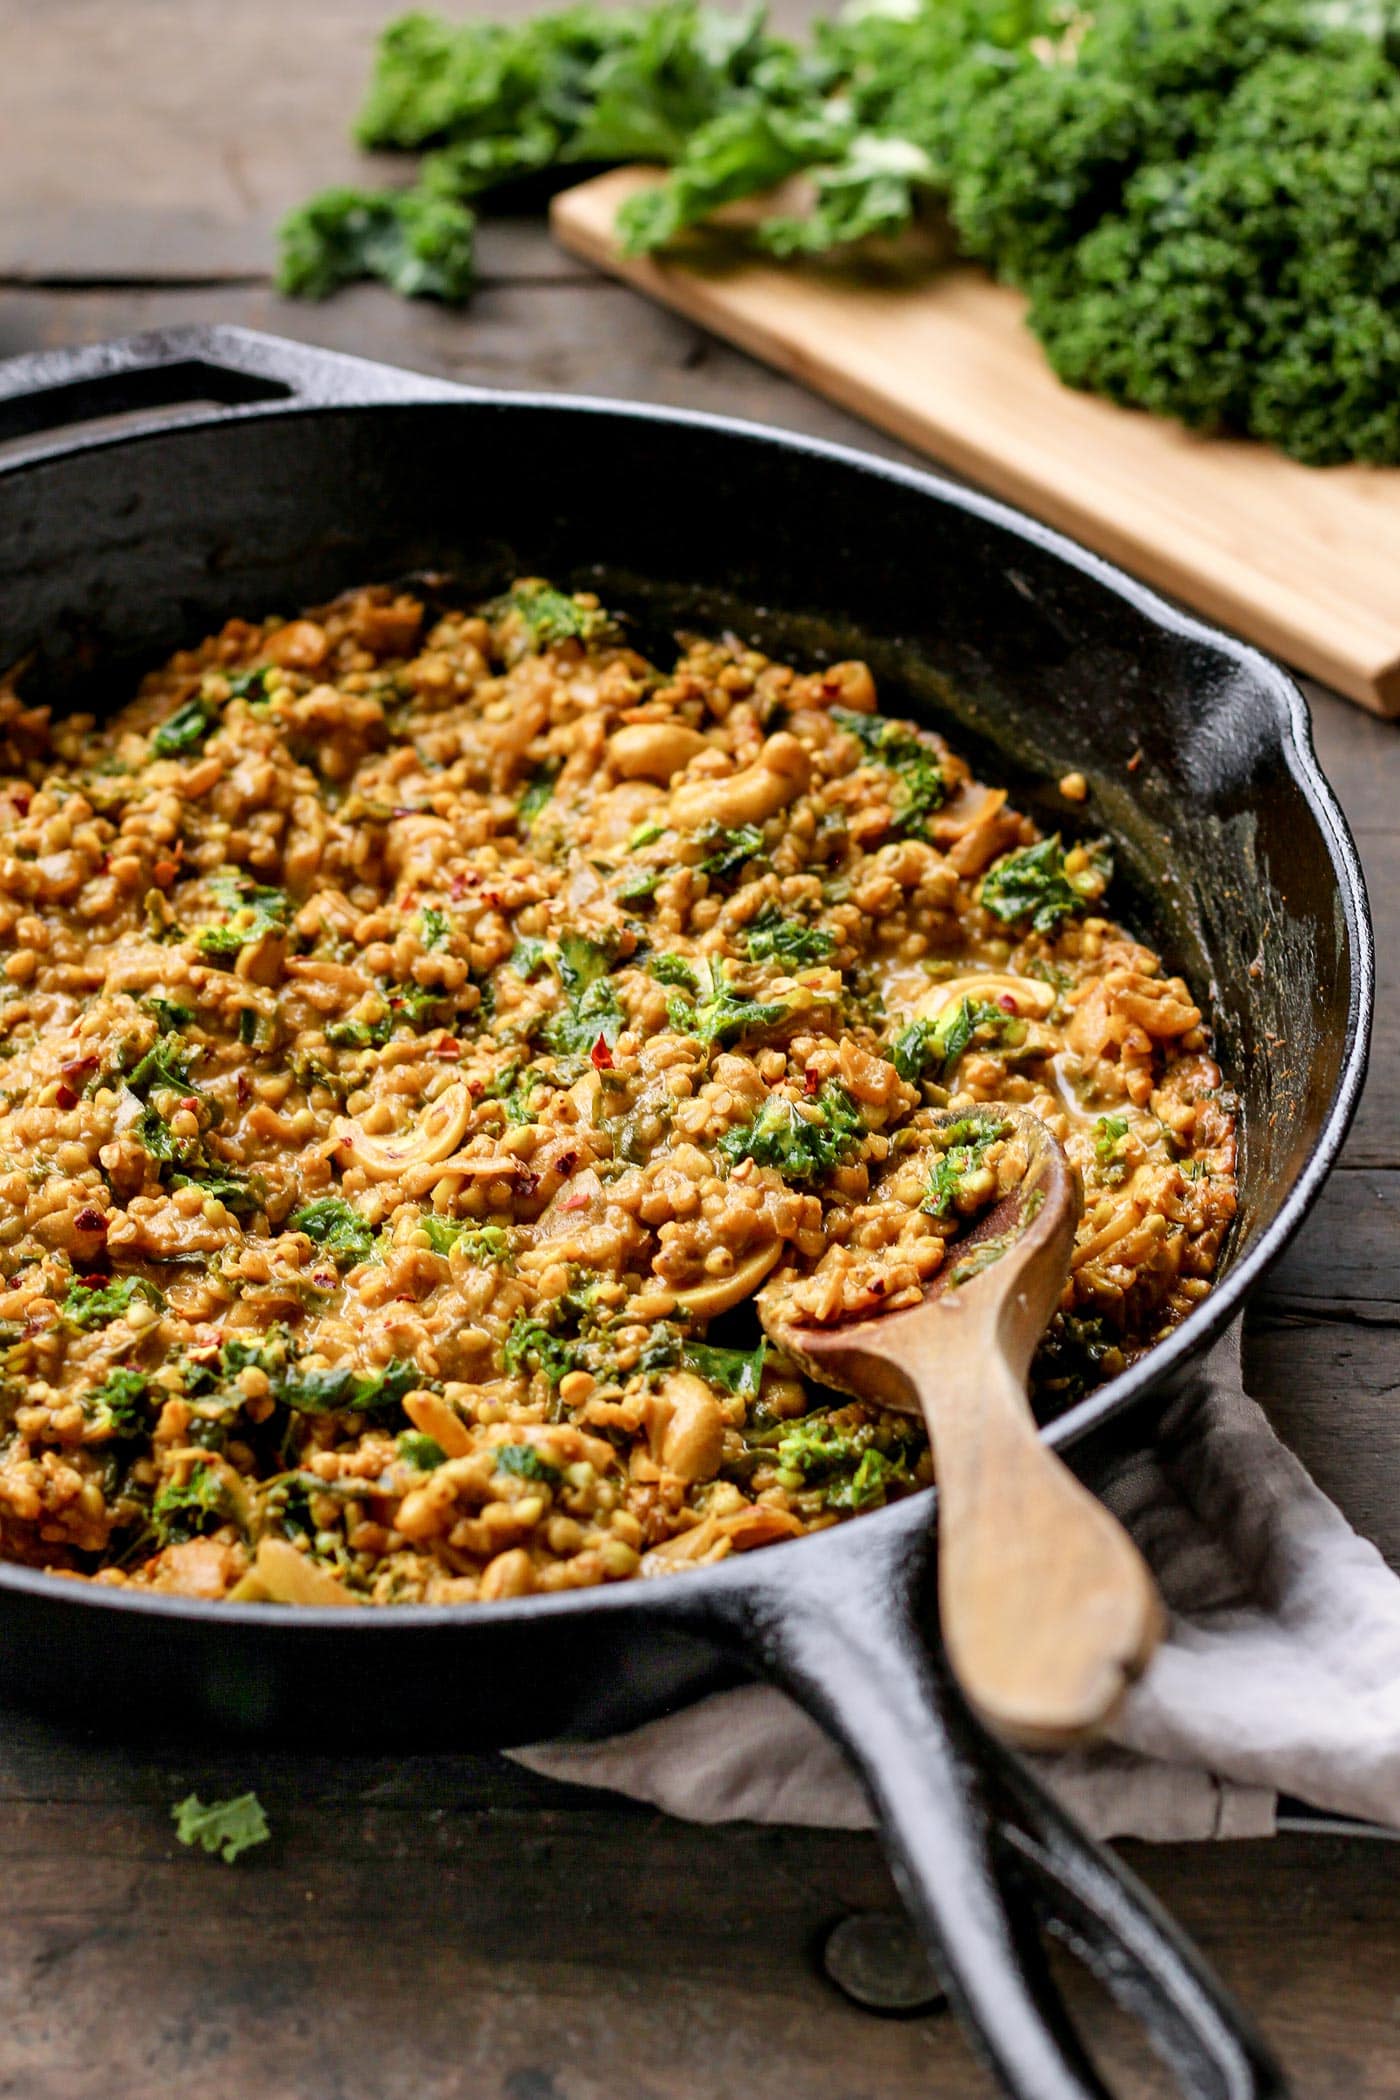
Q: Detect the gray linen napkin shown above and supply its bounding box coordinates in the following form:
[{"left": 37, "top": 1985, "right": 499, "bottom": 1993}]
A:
[{"left": 512, "top": 1330, "right": 1400, "bottom": 1840}]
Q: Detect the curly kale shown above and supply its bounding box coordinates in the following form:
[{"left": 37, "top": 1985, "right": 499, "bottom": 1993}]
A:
[
  {"left": 946, "top": 0, "right": 1400, "bottom": 463},
  {"left": 279, "top": 1, "right": 807, "bottom": 300},
  {"left": 280, "top": 0, "right": 1400, "bottom": 464},
  {"left": 277, "top": 182, "right": 477, "bottom": 302}
]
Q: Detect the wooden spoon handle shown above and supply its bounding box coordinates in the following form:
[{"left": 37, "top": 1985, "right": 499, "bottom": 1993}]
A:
[{"left": 927, "top": 1353, "right": 1165, "bottom": 1751}]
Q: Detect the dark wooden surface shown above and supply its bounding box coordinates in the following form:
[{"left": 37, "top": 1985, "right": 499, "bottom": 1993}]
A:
[{"left": 1, "top": 6, "right": 1397, "bottom": 2096}]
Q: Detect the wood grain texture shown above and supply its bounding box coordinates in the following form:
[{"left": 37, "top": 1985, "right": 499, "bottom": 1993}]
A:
[
  {"left": 553, "top": 167, "right": 1400, "bottom": 716},
  {"left": 0, "top": 0, "right": 1398, "bottom": 2082}
]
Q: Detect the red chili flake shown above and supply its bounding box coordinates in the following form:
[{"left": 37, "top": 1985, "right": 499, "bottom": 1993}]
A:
[
  {"left": 236, "top": 1073, "right": 252, "bottom": 1106},
  {"left": 78, "top": 1272, "right": 107, "bottom": 1290},
  {"left": 556, "top": 1152, "right": 578, "bottom": 1177},
  {"left": 179, "top": 1095, "right": 200, "bottom": 1115},
  {"left": 590, "top": 1034, "right": 613, "bottom": 1071},
  {"left": 433, "top": 1038, "right": 461, "bottom": 1060},
  {"left": 483, "top": 890, "right": 504, "bottom": 910},
  {"left": 74, "top": 1208, "right": 107, "bottom": 1234},
  {"left": 516, "top": 1170, "right": 540, "bottom": 1199},
  {"left": 60, "top": 1056, "right": 98, "bottom": 1085},
  {"left": 450, "top": 874, "right": 470, "bottom": 899},
  {"left": 54, "top": 1085, "right": 78, "bottom": 1111},
  {"left": 11, "top": 792, "right": 30, "bottom": 817},
  {"left": 803, "top": 1066, "right": 821, "bottom": 1097},
  {"left": 998, "top": 994, "right": 1019, "bottom": 1014},
  {"left": 466, "top": 1078, "right": 484, "bottom": 1097}
]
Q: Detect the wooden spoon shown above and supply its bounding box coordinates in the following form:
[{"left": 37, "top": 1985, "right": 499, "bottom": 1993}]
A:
[{"left": 762, "top": 1106, "right": 1165, "bottom": 1750}]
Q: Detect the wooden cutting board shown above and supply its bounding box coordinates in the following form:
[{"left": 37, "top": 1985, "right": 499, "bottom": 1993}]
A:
[{"left": 552, "top": 167, "right": 1400, "bottom": 717}]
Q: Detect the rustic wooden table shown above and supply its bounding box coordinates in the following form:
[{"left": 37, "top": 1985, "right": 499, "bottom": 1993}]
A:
[{"left": 2, "top": 6, "right": 1397, "bottom": 2096}]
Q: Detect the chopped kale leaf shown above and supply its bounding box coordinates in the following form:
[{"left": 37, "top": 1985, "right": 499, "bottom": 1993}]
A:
[
  {"left": 744, "top": 905, "right": 836, "bottom": 969},
  {"left": 171, "top": 1791, "right": 270, "bottom": 1863},
  {"left": 420, "top": 905, "right": 452, "bottom": 949},
  {"left": 693, "top": 822, "right": 767, "bottom": 882},
  {"left": 488, "top": 581, "right": 615, "bottom": 658},
  {"left": 152, "top": 1460, "right": 231, "bottom": 1545},
  {"left": 517, "top": 760, "right": 562, "bottom": 827},
  {"left": 891, "top": 997, "right": 1024, "bottom": 1085},
  {"left": 151, "top": 695, "right": 219, "bottom": 760},
  {"left": 831, "top": 708, "right": 945, "bottom": 837},
  {"left": 62, "top": 1274, "right": 167, "bottom": 1331},
  {"left": 920, "top": 1115, "right": 1010, "bottom": 1221},
  {"left": 666, "top": 956, "right": 790, "bottom": 1047},
  {"left": 503, "top": 1314, "right": 581, "bottom": 1388},
  {"left": 682, "top": 1336, "right": 766, "bottom": 1398},
  {"left": 718, "top": 1081, "right": 863, "bottom": 1183},
  {"left": 648, "top": 952, "right": 700, "bottom": 992},
  {"left": 510, "top": 936, "right": 552, "bottom": 980},
  {"left": 82, "top": 1365, "right": 152, "bottom": 1438},
  {"left": 980, "top": 835, "right": 1110, "bottom": 934},
  {"left": 291, "top": 1196, "right": 378, "bottom": 1268},
  {"left": 397, "top": 1430, "right": 447, "bottom": 1470},
  {"left": 494, "top": 1442, "right": 562, "bottom": 1485},
  {"left": 773, "top": 1408, "right": 918, "bottom": 1510}
]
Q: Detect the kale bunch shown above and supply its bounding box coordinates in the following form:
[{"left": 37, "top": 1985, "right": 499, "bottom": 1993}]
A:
[
  {"left": 279, "top": 0, "right": 1400, "bottom": 463},
  {"left": 947, "top": 0, "right": 1400, "bottom": 464},
  {"left": 278, "top": 0, "right": 815, "bottom": 299}
]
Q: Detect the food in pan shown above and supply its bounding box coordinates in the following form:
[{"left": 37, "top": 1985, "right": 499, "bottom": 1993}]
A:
[{"left": 0, "top": 580, "right": 1237, "bottom": 1603}]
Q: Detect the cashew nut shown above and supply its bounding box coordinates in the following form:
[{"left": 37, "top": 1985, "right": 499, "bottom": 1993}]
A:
[
  {"left": 913, "top": 972, "right": 1056, "bottom": 1023},
  {"left": 669, "top": 732, "right": 811, "bottom": 830},
  {"left": 235, "top": 928, "right": 288, "bottom": 987},
  {"left": 403, "top": 1389, "right": 474, "bottom": 1459},
  {"left": 718, "top": 1504, "right": 804, "bottom": 1551},
  {"left": 479, "top": 1547, "right": 536, "bottom": 1600},
  {"left": 656, "top": 1373, "right": 726, "bottom": 1483},
  {"left": 609, "top": 721, "right": 709, "bottom": 782},
  {"left": 337, "top": 1082, "right": 472, "bottom": 1181},
  {"left": 233, "top": 1536, "right": 357, "bottom": 1606},
  {"left": 670, "top": 1239, "right": 783, "bottom": 1319}
]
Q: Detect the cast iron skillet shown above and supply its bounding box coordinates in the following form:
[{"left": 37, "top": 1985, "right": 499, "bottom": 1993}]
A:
[{"left": 0, "top": 328, "right": 1373, "bottom": 2100}]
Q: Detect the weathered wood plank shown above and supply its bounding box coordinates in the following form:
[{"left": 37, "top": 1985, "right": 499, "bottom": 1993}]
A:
[{"left": 0, "top": 1802, "right": 1395, "bottom": 2100}]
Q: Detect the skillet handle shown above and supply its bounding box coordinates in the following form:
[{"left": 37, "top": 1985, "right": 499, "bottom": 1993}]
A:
[
  {"left": 721, "top": 1516, "right": 1286, "bottom": 2100},
  {"left": 0, "top": 325, "right": 458, "bottom": 458}
]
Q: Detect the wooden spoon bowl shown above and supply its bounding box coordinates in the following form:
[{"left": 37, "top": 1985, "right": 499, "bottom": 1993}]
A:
[{"left": 763, "top": 1106, "right": 1165, "bottom": 1750}]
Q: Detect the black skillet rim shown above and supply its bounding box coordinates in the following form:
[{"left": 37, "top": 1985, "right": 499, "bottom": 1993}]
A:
[{"left": 0, "top": 376, "right": 1376, "bottom": 1628}]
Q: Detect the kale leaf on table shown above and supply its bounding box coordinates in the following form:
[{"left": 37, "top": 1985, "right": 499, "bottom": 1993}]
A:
[
  {"left": 277, "top": 182, "right": 477, "bottom": 302},
  {"left": 172, "top": 1792, "right": 270, "bottom": 1864}
]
